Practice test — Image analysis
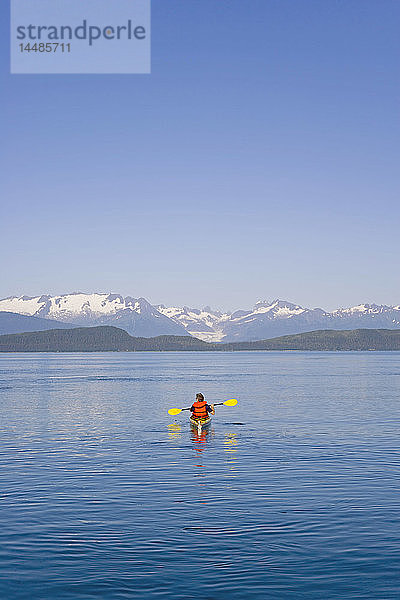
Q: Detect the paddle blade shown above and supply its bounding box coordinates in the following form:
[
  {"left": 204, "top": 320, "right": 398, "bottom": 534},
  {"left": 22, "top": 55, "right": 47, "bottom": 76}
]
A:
[
  {"left": 223, "top": 399, "right": 238, "bottom": 407},
  {"left": 168, "top": 408, "right": 182, "bottom": 416}
]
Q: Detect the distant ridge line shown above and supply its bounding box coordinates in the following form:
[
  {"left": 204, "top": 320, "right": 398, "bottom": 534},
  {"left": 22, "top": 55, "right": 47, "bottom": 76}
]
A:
[{"left": 0, "top": 326, "right": 400, "bottom": 352}]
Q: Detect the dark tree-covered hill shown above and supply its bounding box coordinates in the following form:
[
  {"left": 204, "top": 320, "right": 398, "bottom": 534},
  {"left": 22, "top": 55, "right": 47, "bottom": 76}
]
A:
[{"left": 0, "top": 326, "right": 400, "bottom": 352}]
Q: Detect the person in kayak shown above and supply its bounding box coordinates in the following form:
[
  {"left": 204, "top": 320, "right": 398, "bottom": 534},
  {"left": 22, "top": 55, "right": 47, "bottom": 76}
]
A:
[{"left": 190, "top": 393, "right": 215, "bottom": 421}]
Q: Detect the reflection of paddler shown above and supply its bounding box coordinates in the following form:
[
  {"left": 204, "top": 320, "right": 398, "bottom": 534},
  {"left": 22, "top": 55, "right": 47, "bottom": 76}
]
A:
[{"left": 191, "top": 427, "right": 208, "bottom": 450}]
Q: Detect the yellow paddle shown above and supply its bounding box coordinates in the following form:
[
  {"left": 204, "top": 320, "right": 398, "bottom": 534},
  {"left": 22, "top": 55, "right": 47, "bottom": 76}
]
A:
[{"left": 168, "top": 398, "right": 237, "bottom": 416}]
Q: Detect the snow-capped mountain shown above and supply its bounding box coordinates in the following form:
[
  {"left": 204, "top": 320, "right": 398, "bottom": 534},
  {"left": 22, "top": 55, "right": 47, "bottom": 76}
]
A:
[
  {"left": 156, "top": 299, "right": 327, "bottom": 342},
  {"left": 158, "top": 299, "right": 400, "bottom": 342},
  {"left": 0, "top": 294, "right": 399, "bottom": 342},
  {"left": 0, "top": 293, "right": 189, "bottom": 338},
  {"left": 218, "top": 300, "right": 327, "bottom": 342}
]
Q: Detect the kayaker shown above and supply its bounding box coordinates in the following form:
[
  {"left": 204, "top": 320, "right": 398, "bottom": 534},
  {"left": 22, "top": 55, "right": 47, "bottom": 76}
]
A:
[{"left": 190, "top": 393, "right": 215, "bottom": 421}]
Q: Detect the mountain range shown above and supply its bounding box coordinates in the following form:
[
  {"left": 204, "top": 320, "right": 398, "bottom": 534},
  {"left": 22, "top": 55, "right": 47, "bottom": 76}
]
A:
[{"left": 0, "top": 293, "right": 399, "bottom": 342}]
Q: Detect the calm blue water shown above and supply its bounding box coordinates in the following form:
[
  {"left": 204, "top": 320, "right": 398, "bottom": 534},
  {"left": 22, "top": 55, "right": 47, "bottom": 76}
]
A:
[{"left": 1, "top": 351, "right": 400, "bottom": 599}]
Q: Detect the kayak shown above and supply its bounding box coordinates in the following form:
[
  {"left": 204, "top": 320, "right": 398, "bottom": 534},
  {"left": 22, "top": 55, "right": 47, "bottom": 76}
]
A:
[{"left": 190, "top": 417, "right": 212, "bottom": 432}]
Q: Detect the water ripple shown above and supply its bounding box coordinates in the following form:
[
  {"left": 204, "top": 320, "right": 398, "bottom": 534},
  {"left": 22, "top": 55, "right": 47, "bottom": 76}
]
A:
[{"left": 0, "top": 352, "right": 400, "bottom": 599}]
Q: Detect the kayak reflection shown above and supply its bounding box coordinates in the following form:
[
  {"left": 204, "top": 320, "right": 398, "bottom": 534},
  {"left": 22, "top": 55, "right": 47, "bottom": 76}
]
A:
[
  {"left": 190, "top": 422, "right": 213, "bottom": 453},
  {"left": 191, "top": 427, "right": 208, "bottom": 450}
]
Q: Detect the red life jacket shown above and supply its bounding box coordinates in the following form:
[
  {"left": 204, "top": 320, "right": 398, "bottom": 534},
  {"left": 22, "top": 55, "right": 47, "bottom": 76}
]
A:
[{"left": 191, "top": 400, "right": 208, "bottom": 419}]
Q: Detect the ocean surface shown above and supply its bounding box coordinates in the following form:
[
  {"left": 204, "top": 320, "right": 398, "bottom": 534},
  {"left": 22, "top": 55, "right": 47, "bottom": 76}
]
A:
[{"left": 0, "top": 351, "right": 399, "bottom": 599}]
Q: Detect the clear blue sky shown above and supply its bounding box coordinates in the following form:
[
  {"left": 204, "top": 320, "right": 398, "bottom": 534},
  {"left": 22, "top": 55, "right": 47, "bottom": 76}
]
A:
[{"left": 1, "top": 0, "right": 399, "bottom": 311}]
